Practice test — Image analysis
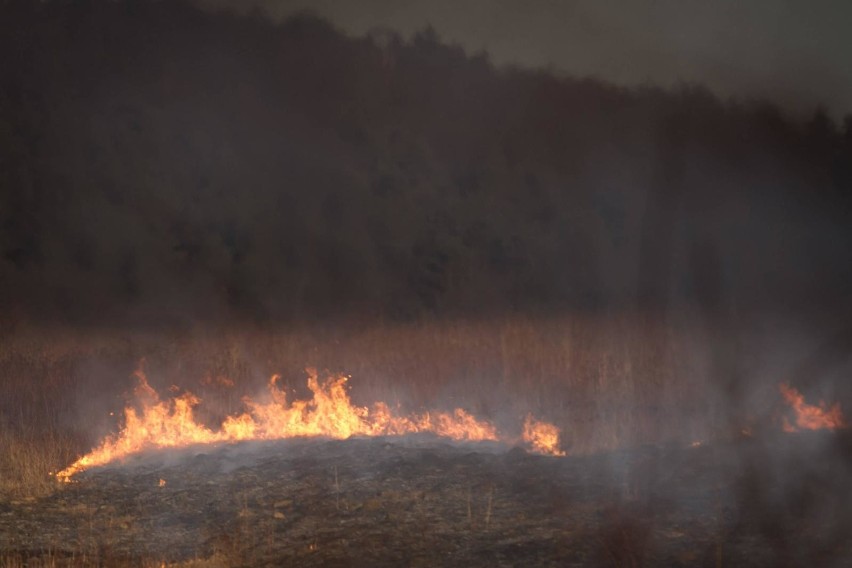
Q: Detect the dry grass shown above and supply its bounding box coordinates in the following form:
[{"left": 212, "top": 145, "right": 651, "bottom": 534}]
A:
[
  {"left": 0, "top": 552, "right": 230, "bottom": 568},
  {"left": 0, "top": 313, "right": 728, "bottom": 499},
  {"left": 0, "top": 429, "right": 78, "bottom": 498}
]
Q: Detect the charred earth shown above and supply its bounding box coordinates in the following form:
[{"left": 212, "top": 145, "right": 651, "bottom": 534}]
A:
[{"left": 3, "top": 431, "right": 851, "bottom": 567}]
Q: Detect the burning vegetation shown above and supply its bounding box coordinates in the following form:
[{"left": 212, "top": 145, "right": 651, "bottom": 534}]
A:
[
  {"left": 57, "top": 368, "right": 566, "bottom": 482},
  {"left": 0, "top": 324, "right": 849, "bottom": 567},
  {"left": 779, "top": 383, "right": 846, "bottom": 432},
  {"left": 0, "top": 0, "right": 850, "bottom": 565},
  {"left": 523, "top": 414, "right": 566, "bottom": 456},
  {"left": 56, "top": 370, "right": 846, "bottom": 483}
]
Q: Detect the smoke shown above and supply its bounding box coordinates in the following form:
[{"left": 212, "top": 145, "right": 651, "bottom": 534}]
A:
[
  {"left": 3, "top": 0, "right": 850, "bottom": 457},
  {"left": 1, "top": 6, "right": 850, "bottom": 565}
]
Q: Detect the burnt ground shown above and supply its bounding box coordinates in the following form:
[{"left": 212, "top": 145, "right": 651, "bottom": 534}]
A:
[{"left": 2, "top": 432, "right": 851, "bottom": 567}]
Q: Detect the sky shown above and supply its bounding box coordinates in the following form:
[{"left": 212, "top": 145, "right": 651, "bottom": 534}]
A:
[{"left": 198, "top": 0, "right": 852, "bottom": 119}]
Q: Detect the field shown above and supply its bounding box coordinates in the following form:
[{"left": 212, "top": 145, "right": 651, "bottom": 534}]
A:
[
  {"left": 0, "top": 315, "right": 715, "bottom": 493},
  {"left": 4, "top": 432, "right": 852, "bottom": 567},
  {"left": 0, "top": 315, "right": 849, "bottom": 566}
]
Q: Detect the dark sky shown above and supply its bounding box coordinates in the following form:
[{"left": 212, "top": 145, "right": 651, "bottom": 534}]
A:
[{"left": 198, "top": 0, "right": 852, "bottom": 118}]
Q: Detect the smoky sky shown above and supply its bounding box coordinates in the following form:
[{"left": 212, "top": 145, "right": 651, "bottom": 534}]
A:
[{"left": 198, "top": 0, "right": 852, "bottom": 118}]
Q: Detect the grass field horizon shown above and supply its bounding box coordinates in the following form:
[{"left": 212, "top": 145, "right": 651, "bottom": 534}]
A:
[{"left": 3, "top": 309, "right": 834, "bottom": 501}]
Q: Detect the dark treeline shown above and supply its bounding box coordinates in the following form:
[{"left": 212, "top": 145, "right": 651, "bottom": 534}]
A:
[{"left": 1, "top": 0, "right": 851, "bottom": 326}]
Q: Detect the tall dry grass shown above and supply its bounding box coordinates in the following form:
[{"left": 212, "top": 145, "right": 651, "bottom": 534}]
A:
[{"left": 0, "top": 313, "right": 734, "bottom": 498}]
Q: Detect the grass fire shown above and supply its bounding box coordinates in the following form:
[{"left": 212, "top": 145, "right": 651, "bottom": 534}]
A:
[
  {"left": 56, "top": 368, "right": 565, "bottom": 482},
  {"left": 779, "top": 383, "right": 846, "bottom": 433},
  {"left": 2, "top": 0, "right": 852, "bottom": 566}
]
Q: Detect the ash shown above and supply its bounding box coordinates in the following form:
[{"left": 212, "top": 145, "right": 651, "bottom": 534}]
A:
[{"left": 3, "top": 432, "right": 852, "bottom": 567}]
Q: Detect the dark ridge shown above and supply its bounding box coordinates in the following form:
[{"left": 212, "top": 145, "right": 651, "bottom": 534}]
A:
[{"left": 1, "top": 0, "right": 850, "bottom": 327}]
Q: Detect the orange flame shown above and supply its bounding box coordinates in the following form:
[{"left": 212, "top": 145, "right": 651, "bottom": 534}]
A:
[
  {"left": 779, "top": 383, "right": 845, "bottom": 432},
  {"left": 522, "top": 414, "right": 566, "bottom": 456},
  {"left": 57, "top": 369, "right": 563, "bottom": 481}
]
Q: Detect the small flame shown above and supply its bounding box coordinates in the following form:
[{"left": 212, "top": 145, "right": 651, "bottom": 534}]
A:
[
  {"left": 779, "top": 383, "right": 845, "bottom": 432},
  {"left": 57, "top": 369, "right": 563, "bottom": 481},
  {"left": 522, "top": 414, "right": 566, "bottom": 456}
]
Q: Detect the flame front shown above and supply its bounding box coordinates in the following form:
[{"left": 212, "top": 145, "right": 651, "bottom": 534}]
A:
[
  {"left": 57, "top": 370, "right": 561, "bottom": 481},
  {"left": 522, "top": 414, "right": 566, "bottom": 456},
  {"left": 779, "top": 383, "right": 845, "bottom": 432}
]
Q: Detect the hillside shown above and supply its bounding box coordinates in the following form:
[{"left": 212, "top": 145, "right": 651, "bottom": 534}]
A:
[{"left": 1, "top": 0, "right": 851, "bottom": 325}]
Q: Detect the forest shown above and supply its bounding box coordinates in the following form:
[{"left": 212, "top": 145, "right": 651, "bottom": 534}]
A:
[{"left": 1, "top": 0, "right": 850, "bottom": 327}]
